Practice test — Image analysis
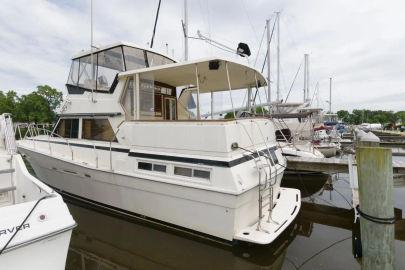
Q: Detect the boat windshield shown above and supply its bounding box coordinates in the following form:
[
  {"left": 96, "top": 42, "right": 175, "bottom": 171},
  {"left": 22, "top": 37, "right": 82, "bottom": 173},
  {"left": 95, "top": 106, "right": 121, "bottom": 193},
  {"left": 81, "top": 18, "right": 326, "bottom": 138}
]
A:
[{"left": 66, "top": 45, "right": 174, "bottom": 94}]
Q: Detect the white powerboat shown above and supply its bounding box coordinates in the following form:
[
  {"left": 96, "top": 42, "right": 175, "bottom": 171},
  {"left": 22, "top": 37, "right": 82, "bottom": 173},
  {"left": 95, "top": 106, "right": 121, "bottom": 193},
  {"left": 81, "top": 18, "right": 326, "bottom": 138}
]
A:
[
  {"left": 0, "top": 114, "right": 76, "bottom": 269},
  {"left": 17, "top": 42, "right": 300, "bottom": 245}
]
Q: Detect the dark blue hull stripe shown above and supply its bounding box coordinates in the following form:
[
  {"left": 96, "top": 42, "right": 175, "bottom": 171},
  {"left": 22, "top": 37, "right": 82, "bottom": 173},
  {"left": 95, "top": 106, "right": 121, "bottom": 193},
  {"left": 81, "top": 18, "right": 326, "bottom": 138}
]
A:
[{"left": 29, "top": 139, "right": 277, "bottom": 168}]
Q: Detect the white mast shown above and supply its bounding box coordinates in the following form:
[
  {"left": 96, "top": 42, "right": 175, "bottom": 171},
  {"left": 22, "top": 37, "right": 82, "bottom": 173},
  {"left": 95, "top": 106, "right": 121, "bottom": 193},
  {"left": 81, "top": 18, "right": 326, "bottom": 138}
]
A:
[
  {"left": 266, "top": 18, "right": 271, "bottom": 109},
  {"left": 276, "top": 12, "right": 280, "bottom": 102},
  {"left": 90, "top": 0, "right": 95, "bottom": 102},
  {"left": 307, "top": 54, "right": 310, "bottom": 101},
  {"left": 329, "top": 77, "right": 332, "bottom": 113},
  {"left": 303, "top": 54, "right": 307, "bottom": 102},
  {"left": 183, "top": 0, "right": 189, "bottom": 61}
]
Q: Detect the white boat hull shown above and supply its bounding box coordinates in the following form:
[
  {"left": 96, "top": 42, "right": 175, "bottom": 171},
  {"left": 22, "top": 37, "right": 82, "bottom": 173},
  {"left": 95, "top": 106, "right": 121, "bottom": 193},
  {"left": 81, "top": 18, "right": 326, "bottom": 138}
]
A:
[
  {"left": 19, "top": 146, "right": 294, "bottom": 244},
  {"left": 0, "top": 230, "right": 72, "bottom": 270}
]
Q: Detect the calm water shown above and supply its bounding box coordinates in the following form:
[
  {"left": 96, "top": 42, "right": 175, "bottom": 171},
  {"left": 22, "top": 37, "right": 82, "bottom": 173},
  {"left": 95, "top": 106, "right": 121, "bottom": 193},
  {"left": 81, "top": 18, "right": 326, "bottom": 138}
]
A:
[{"left": 25, "top": 158, "right": 405, "bottom": 269}]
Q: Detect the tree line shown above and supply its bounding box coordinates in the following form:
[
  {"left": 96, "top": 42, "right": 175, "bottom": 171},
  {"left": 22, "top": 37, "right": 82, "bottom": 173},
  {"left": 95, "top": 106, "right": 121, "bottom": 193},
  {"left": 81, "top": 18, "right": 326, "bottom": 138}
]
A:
[
  {"left": 337, "top": 109, "right": 405, "bottom": 126},
  {"left": 0, "top": 85, "right": 63, "bottom": 123}
]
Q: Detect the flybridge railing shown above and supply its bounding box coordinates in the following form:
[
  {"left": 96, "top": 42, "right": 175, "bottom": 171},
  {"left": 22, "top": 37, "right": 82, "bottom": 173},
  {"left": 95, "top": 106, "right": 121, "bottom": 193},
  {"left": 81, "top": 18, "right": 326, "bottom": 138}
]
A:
[{"left": 15, "top": 123, "right": 101, "bottom": 169}]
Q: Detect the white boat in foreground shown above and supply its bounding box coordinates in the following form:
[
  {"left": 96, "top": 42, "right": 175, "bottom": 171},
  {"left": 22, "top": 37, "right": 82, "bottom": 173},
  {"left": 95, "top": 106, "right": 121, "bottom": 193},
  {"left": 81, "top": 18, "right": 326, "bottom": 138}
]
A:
[
  {"left": 0, "top": 114, "right": 76, "bottom": 269},
  {"left": 17, "top": 43, "right": 300, "bottom": 245}
]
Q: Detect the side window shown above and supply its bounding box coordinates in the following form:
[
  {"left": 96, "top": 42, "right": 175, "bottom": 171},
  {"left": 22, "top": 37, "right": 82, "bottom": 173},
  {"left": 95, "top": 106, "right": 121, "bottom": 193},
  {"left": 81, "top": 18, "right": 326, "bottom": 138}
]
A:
[
  {"left": 77, "top": 55, "right": 95, "bottom": 89},
  {"left": 146, "top": 52, "right": 174, "bottom": 67},
  {"left": 96, "top": 47, "right": 124, "bottom": 91},
  {"left": 270, "top": 149, "right": 279, "bottom": 164},
  {"left": 121, "top": 78, "right": 134, "bottom": 119},
  {"left": 67, "top": 59, "right": 80, "bottom": 86},
  {"left": 82, "top": 119, "right": 116, "bottom": 141},
  {"left": 124, "top": 47, "right": 147, "bottom": 70},
  {"left": 55, "top": 119, "right": 79, "bottom": 138}
]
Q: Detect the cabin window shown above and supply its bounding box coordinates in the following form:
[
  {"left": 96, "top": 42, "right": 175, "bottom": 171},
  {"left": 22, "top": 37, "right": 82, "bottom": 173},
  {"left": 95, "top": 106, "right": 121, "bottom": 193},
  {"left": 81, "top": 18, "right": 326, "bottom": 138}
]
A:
[
  {"left": 137, "top": 74, "right": 177, "bottom": 120},
  {"left": 139, "top": 75, "right": 155, "bottom": 119},
  {"left": 138, "top": 162, "right": 166, "bottom": 173},
  {"left": 174, "top": 167, "right": 192, "bottom": 177},
  {"left": 146, "top": 52, "right": 174, "bottom": 67},
  {"left": 96, "top": 47, "right": 124, "bottom": 91},
  {"left": 55, "top": 119, "right": 79, "bottom": 138},
  {"left": 138, "top": 162, "right": 152, "bottom": 171},
  {"left": 193, "top": 169, "right": 210, "bottom": 179},
  {"left": 124, "top": 47, "right": 147, "bottom": 70},
  {"left": 153, "top": 164, "right": 167, "bottom": 173},
  {"left": 82, "top": 119, "right": 116, "bottom": 141},
  {"left": 270, "top": 149, "right": 279, "bottom": 164},
  {"left": 121, "top": 78, "right": 134, "bottom": 119}
]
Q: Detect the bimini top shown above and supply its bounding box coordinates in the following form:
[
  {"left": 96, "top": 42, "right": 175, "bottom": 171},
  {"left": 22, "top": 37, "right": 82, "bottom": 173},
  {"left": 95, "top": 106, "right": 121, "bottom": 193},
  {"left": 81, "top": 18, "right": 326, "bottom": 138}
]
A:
[
  {"left": 119, "top": 57, "right": 267, "bottom": 93},
  {"left": 66, "top": 42, "right": 176, "bottom": 94}
]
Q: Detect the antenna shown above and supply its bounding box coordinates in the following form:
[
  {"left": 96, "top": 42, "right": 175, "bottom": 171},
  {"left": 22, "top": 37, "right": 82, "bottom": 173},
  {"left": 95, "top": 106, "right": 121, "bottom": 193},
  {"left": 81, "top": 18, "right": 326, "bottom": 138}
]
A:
[{"left": 183, "top": 0, "right": 189, "bottom": 61}]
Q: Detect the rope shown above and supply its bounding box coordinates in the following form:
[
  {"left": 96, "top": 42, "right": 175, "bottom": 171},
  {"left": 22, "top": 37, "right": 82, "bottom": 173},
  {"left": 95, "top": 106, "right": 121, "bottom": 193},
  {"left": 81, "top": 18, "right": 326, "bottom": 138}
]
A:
[
  {"left": 0, "top": 195, "right": 51, "bottom": 255},
  {"left": 355, "top": 205, "right": 396, "bottom": 225}
]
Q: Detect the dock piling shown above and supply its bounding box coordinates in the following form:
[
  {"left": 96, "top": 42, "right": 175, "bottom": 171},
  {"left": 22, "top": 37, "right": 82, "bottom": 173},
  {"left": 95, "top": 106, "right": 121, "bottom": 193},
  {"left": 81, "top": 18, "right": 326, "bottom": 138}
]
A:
[{"left": 356, "top": 144, "right": 395, "bottom": 269}]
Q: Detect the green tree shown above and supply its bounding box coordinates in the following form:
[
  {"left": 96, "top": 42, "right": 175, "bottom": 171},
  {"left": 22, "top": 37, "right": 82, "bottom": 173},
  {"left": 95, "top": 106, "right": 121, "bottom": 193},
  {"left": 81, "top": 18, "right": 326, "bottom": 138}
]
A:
[
  {"left": 337, "top": 110, "right": 350, "bottom": 123},
  {"left": 36, "top": 85, "right": 63, "bottom": 111},
  {"left": 0, "top": 90, "right": 18, "bottom": 115},
  {"left": 16, "top": 93, "right": 52, "bottom": 123}
]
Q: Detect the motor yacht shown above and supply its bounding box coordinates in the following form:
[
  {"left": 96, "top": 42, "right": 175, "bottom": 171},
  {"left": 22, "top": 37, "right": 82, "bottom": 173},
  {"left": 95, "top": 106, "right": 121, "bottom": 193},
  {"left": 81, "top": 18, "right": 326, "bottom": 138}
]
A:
[
  {"left": 0, "top": 114, "right": 76, "bottom": 269},
  {"left": 17, "top": 42, "right": 300, "bottom": 245}
]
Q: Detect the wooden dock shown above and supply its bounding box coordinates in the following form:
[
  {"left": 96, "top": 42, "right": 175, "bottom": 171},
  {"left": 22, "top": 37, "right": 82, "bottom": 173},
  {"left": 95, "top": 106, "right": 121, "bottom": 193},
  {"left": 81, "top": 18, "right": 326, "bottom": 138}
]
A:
[{"left": 286, "top": 156, "right": 405, "bottom": 181}]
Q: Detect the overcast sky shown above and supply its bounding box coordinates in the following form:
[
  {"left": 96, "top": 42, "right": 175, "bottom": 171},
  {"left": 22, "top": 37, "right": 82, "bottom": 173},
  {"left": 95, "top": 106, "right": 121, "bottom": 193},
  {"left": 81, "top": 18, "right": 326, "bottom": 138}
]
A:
[{"left": 0, "top": 0, "right": 404, "bottom": 112}]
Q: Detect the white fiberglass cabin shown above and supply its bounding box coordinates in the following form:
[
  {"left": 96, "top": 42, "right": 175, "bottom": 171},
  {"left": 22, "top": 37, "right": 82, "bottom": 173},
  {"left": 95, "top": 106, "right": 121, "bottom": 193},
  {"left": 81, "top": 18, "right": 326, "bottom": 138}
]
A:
[
  {"left": 0, "top": 114, "right": 75, "bottom": 269},
  {"left": 18, "top": 43, "right": 300, "bottom": 245}
]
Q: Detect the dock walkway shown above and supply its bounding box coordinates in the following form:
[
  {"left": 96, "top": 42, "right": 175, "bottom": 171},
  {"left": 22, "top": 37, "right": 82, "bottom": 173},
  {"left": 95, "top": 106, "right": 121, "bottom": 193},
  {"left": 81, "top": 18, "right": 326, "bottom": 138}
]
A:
[{"left": 286, "top": 156, "right": 405, "bottom": 179}]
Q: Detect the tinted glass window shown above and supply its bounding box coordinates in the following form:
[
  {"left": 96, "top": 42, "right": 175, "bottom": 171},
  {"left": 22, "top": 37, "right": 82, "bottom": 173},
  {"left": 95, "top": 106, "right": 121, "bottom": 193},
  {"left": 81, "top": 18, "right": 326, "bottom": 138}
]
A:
[
  {"left": 82, "top": 119, "right": 115, "bottom": 141},
  {"left": 78, "top": 55, "right": 96, "bottom": 89},
  {"left": 124, "top": 46, "right": 147, "bottom": 70},
  {"left": 153, "top": 164, "right": 166, "bottom": 172},
  {"left": 96, "top": 47, "right": 124, "bottom": 91},
  {"left": 193, "top": 169, "right": 210, "bottom": 179},
  {"left": 67, "top": 59, "right": 80, "bottom": 85},
  {"left": 146, "top": 52, "right": 174, "bottom": 67},
  {"left": 270, "top": 149, "right": 279, "bottom": 164},
  {"left": 174, "top": 167, "right": 192, "bottom": 177},
  {"left": 138, "top": 162, "right": 152, "bottom": 171},
  {"left": 121, "top": 78, "right": 134, "bottom": 119},
  {"left": 55, "top": 119, "right": 79, "bottom": 138}
]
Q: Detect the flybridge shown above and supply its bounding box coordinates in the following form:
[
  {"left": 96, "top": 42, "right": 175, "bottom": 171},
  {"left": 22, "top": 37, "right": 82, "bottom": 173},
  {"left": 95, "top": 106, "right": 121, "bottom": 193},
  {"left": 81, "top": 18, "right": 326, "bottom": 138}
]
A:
[{"left": 66, "top": 42, "right": 175, "bottom": 95}]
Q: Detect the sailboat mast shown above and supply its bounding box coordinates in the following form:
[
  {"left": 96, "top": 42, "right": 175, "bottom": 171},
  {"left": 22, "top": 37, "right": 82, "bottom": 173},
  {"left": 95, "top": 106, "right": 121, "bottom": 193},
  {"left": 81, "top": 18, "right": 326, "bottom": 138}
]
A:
[
  {"left": 183, "top": 0, "right": 189, "bottom": 61},
  {"left": 329, "top": 77, "right": 332, "bottom": 113},
  {"left": 266, "top": 19, "right": 271, "bottom": 108},
  {"left": 90, "top": 0, "right": 95, "bottom": 102},
  {"left": 307, "top": 54, "right": 310, "bottom": 101},
  {"left": 303, "top": 54, "right": 307, "bottom": 102},
  {"left": 276, "top": 12, "right": 280, "bottom": 102}
]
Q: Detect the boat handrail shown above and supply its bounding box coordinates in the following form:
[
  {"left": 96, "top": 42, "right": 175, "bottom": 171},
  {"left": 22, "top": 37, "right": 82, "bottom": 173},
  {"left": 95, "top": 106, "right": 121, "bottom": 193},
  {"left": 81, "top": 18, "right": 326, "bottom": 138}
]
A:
[{"left": 17, "top": 124, "right": 74, "bottom": 161}]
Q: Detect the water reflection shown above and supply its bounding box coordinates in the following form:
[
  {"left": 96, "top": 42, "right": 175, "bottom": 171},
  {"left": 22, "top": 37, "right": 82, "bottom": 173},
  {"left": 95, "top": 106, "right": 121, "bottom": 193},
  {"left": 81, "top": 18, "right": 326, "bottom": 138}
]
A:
[
  {"left": 65, "top": 199, "right": 300, "bottom": 270},
  {"left": 281, "top": 172, "right": 329, "bottom": 198}
]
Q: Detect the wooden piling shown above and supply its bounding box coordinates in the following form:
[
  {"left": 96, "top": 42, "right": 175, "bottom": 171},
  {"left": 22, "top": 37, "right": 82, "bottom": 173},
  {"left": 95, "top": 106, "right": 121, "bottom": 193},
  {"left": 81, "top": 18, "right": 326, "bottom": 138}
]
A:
[{"left": 356, "top": 146, "right": 394, "bottom": 269}]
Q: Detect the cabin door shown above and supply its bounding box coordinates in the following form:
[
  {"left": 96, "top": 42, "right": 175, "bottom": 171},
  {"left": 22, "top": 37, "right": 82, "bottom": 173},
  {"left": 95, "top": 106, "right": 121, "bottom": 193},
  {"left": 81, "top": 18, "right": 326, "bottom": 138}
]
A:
[{"left": 164, "top": 97, "right": 177, "bottom": 120}]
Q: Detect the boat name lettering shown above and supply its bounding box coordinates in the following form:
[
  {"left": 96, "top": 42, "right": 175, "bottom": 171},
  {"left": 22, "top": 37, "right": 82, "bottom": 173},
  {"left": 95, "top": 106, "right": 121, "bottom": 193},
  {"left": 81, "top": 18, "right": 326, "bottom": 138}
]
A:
[{"left": 0, "top": 223, "right": 30, "bottom": 236}]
